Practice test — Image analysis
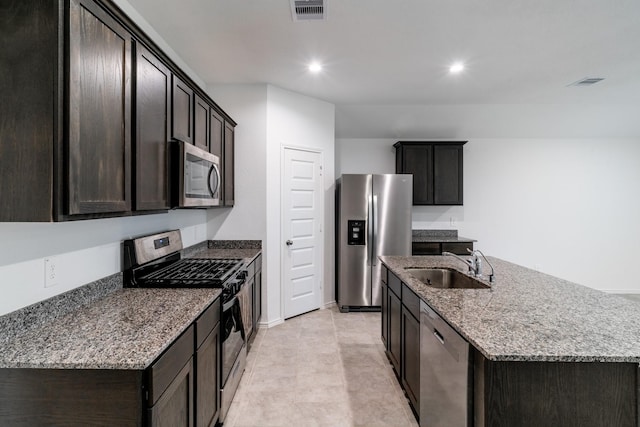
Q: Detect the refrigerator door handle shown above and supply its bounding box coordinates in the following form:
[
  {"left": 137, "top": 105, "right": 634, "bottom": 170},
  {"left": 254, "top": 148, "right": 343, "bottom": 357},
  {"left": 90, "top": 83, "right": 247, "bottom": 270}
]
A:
[
  {"left": 371, "top": 195, "right": 378, "bottom": 266},
  {"left": 367, "top": 195, "right": 374, "bottom": 266}
]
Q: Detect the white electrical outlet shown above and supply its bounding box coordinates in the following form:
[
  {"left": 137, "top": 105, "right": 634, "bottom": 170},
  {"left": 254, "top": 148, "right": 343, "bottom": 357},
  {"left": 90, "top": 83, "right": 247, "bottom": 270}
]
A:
[{"left": 44, "top": 257, "right": 59, "bottom": 288}]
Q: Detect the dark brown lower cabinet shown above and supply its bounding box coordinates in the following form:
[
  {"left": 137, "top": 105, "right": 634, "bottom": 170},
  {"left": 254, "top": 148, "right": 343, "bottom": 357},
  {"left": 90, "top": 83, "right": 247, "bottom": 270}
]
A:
[
  {"left": 381, "top": 281, "right": 388, "bottom": 348},
  {"left": 387, "top": 287, "right": 402, "bottom": 375},
  {"left": 196, "top": 324, "right": 221, "bottom": 427},
  {"left": 148, "top": 359, "right": 194, "bottom": 427},
  {"left": 0, "top": 299, "right": 221, "bottom": 427},
  {"left": 474, "top": 352, "right": 637, "bottom": 427},
  {"left": 401, "top": 308, "right": 420, "bottom": 414}
]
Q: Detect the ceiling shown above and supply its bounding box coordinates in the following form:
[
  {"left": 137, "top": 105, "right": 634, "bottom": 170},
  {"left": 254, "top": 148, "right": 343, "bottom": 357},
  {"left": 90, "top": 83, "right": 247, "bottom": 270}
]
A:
[{"left": 125, "top": 0, "right": 640, "bottom": 137}]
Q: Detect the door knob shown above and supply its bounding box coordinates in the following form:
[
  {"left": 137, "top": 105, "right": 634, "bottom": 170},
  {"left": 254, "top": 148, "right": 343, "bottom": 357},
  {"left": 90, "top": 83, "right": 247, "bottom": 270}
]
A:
[{"left": 286, "top": 240, "right": 293, "bottom": 246}]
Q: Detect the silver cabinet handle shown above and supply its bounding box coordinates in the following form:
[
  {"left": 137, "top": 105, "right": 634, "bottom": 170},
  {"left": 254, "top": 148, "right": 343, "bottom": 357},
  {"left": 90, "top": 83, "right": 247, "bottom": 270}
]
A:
[{"left": 286, "top": 240, "right": 293, "bottom": 246}]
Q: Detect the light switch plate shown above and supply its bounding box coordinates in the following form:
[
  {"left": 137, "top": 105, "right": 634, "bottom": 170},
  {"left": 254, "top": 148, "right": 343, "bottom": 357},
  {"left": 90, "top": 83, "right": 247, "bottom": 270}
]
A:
[{"left": 44, "top": 257, "right": 59, "bottom": 288}]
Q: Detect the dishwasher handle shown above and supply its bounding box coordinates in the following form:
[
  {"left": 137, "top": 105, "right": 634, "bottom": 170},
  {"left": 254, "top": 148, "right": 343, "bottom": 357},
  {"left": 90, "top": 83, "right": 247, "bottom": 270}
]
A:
[{"left": 433, "top": 328, "right": 445, "bottom": 345}]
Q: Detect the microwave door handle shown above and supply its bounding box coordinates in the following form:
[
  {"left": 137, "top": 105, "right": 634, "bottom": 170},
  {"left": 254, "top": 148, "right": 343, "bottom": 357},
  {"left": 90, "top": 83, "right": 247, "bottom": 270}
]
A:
[{"left": 208, "top": 164, "right": 220, "bottom": 197}]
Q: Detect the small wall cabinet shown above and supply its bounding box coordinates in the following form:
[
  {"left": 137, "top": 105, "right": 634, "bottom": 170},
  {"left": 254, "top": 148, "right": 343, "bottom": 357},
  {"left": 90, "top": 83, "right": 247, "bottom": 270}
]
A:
[{"left": 394, "top": 141, "right": 466, "bottom": 206}]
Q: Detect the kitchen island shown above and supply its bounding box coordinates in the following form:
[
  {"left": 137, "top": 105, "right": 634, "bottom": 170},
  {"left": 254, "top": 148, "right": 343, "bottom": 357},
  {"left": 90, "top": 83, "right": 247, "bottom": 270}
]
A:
[{"left": 381, "top": 255, "right": 640, "bottom": 427}]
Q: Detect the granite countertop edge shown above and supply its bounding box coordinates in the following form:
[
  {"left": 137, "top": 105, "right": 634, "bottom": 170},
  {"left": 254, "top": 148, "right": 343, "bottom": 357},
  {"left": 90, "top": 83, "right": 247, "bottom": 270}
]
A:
[
  {"left": 412, "top": 236, "right": 477, "bottom": 243},
  {"left": 380, "top": 255, "right": 640, "bottom": 363},
  {"left": 0, "top": 288, "right": 222, "bottom": 370},
  {"left": 0, "top": 242, "right": 261, "bottom": 370}
]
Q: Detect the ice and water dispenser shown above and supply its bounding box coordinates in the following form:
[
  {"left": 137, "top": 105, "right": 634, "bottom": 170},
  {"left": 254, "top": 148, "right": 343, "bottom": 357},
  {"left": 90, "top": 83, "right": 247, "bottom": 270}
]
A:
[{"left": 347, "top": 220, "right": 366, "bottom": 245}]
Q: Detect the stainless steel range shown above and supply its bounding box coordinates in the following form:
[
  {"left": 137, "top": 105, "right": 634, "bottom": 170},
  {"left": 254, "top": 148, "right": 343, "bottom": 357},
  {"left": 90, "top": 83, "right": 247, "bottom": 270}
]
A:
[{"left": 123, "top": 230, "right": 247, "bottom": 423}]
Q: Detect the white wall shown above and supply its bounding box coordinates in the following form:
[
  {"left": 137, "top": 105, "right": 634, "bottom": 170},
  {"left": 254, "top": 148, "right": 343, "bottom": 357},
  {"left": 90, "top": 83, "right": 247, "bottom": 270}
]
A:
[
  {"left": 206, "top": 84, "right": 268, "bottom": 241},
  {"left": 266, "top": 86, "right": 336, "bottom": 324},
  {"left": 336, "top": 137, "right": 640, "bottom": 293},
  {"left": 204, "top": 84, "right": 335, "bottom": 326},
  {"left": 0, "top": 211, "right": 208, "bottom": 316}
]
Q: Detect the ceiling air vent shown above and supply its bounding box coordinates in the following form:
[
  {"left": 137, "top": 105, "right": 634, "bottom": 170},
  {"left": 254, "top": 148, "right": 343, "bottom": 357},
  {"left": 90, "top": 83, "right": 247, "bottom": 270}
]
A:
[
  {"left": 568, "top": 77, "right": 605, "bottom": 87},
  {"left": 290, "top": 0, "right": 326, "bottom": 21}
]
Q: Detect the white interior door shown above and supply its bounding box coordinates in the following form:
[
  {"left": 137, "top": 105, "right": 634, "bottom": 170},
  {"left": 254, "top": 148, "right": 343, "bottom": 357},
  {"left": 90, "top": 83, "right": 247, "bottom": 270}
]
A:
[{"left": 282, "top": 147, "right": 323, "bottom": 319}]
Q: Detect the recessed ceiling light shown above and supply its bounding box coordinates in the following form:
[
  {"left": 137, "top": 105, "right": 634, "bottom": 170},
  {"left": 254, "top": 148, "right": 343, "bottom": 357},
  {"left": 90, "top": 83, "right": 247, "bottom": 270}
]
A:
[
  {"left": 308, "top": 61, "right": 322, "bottom": 73},
  {"left": 449, "top": 62, "right": 465, "bottom": 74}
]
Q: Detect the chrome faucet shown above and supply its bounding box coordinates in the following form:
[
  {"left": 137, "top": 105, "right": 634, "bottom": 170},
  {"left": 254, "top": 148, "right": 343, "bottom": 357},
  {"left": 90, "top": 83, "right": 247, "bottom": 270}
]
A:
[
  {"left": 442, "top": 251, "right": 478, "bottom": 276},
  {"left": 468, "top": 248, "right": 495, "bottom": 284},
  {"left": 442, "top": 249, "right": 496, "bottom": 284}
]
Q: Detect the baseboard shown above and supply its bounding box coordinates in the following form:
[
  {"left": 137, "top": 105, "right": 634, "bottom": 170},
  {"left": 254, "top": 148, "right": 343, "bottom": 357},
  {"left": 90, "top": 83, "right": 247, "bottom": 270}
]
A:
[
  {"left": 262, "top": 318, "right": 284, "bottom": 328},
  {"left": 322, "top": 300, "right": 336, "bottom": 309}
]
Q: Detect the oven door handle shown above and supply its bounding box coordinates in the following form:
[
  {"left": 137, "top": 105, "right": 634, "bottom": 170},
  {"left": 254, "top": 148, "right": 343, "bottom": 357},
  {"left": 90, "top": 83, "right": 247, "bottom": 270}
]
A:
[{"left": 223, "top": 295, "right": 239, "bottom": 311}]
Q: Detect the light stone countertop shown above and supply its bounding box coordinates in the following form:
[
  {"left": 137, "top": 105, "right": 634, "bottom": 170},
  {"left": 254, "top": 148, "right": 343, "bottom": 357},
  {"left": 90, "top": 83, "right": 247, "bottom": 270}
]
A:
[
  {"left": 0, "top": 288, "right": 221, "bottom": 370},
  {"left": 380, "top": 255, "right": 640, "bottom": 363}
]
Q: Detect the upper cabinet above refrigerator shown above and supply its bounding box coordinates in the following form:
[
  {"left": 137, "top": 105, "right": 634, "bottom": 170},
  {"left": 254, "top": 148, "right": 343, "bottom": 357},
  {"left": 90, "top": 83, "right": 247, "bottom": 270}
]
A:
[{"left": 394, "top": 141, "right": 467, "bottom": 206}]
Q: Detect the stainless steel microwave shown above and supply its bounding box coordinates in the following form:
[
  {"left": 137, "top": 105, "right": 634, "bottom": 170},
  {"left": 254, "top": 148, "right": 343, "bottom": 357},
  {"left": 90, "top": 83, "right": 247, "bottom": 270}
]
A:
[{"left": 174, "top": 140, "right": 221, "bottom": 207}]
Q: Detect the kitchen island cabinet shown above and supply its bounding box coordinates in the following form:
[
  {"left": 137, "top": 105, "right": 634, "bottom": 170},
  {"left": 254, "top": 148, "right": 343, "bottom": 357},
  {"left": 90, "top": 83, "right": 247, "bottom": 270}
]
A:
[
  {"left": 0, "top": 289, "right": 221, "bottom": 426},
  {"left": 380, "top": 255, "right": 640, "bottom": 427}
]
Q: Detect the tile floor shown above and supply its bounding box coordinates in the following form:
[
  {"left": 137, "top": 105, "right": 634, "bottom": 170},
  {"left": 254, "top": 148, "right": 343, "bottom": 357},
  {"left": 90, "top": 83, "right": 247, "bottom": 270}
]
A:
[{"left": 223, "top": 307, "right": 419, "bottom": 427}]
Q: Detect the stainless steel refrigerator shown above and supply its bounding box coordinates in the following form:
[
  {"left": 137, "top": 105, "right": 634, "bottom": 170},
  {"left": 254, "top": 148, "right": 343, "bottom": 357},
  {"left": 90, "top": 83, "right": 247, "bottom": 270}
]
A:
[{"left": 336, "top": 174, "right": 413, "bottom": 312}]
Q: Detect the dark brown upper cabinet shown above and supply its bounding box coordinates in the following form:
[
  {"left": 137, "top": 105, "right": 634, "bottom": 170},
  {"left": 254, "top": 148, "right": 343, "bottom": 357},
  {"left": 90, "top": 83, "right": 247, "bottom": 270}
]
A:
[
  {"left": 68, "top": 0, "right": 133, "bottom": 216},
  {"left": 171, "top": 75, "right": 194, "bottom": 144},
  {"left": 394, "top": 141, "right": 466, "bottom": 206},
  {"left": 0, "top": 0, "right": 59, "bottom": 222},
  {"left": 223, "top": 121, "right": 235, "bottom": 206},
  {"left": 209, "top": 108, "right": 224, "bottom": 160},
  {"left": 194, "top": 94, "right": 209, "bottom": 151},
  {"left": 134, "top": 43, "right": 171, "bottom": 211},
  {"left": 0, "top": 0, "right": 133, "bottom": 221},
  {"left": 0, "top": 0, "right": 236, "bottom": 221}
]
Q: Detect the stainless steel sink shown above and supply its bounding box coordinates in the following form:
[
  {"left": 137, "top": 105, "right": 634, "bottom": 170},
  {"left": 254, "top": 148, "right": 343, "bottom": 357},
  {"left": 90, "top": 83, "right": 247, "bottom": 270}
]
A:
[{"left": 405, "top": 268, "right": 489, "bottom": 289}]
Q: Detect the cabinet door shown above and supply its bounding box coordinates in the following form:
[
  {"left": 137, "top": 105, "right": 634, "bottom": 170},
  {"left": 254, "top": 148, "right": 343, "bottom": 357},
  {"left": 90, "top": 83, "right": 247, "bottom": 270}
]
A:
[
  {"left": 196, "top": 323, "right": 220, "bottom": 427},
  {"left": 193, "top": 95, "right": 209, "bottom": 151},
  {"left": 223, "top": 122, "right": 235, "bottom": 206},
  {"left": 0, "top": 0, "right": 57, "bottom": 221},
  {"left": 245, "top": 277, "right": 255, "bottom": 345},
  {"left": 388, "top": 288, "right": 401, "bottom": 376},
  {"left": 254, "top": 269, "right": 262, "bottom": 328},
  {"left": 402, "top": 144, "right": 433, "bottom": 205},
  {"left": 402, "top": 307, "right": 420, "bottom": 414},
  {"left": 434, "top": 144, "right": 463, "bottom": 205},
  {"left": 68, "top": 0, "right": 132, "bottom": 215},
  {"left": 148, "top": 358, "right": 194, "bottom": 427},
  {"left": 209, "top": 109, "right": 224, "bottom": 159},
  {"left": 172, "top": 75, "right": 193, "bottom": 144},
  {"left": 381, "top": 282, "right": 388, "bottom": 348},
  {"left": 135, "top": 44, "right": 170, "bottom": 211}
]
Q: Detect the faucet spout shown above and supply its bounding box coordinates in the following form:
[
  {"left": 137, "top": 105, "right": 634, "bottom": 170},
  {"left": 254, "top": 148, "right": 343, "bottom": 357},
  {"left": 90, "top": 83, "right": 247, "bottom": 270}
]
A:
[{"left": 442, "top": 251, "right": 476, "bottom": 276}]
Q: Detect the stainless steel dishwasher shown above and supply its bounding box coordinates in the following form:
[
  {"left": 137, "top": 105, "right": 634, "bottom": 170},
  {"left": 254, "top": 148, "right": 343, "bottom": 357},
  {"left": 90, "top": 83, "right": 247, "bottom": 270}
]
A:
[{"left": 420, "top": 300, "right": 471, "bottom": 427}]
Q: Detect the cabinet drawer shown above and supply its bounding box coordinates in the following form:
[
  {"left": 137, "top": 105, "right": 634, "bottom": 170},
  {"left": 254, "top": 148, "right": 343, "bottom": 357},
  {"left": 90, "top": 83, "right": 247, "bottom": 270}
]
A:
[
  {"left": 412, "top": 242, "right": 441, "bottom": 255},
  {"left": 381, "top": 265, "right": 388, "bottom": 285},
  {"left": 147, "top": 325, "right": 194, "bottom": 406},
  {"left": 402, "top": 283, "right": 420, "bottom": 320},
  {"left": 196, "top": 298, "right": 221, "bottom": 349},
  {"left": 388, "top": 271, "right": 402, "bottom": 296},
  {"left": 441, "top": 242, "right": 473, "bottom": 255}
]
